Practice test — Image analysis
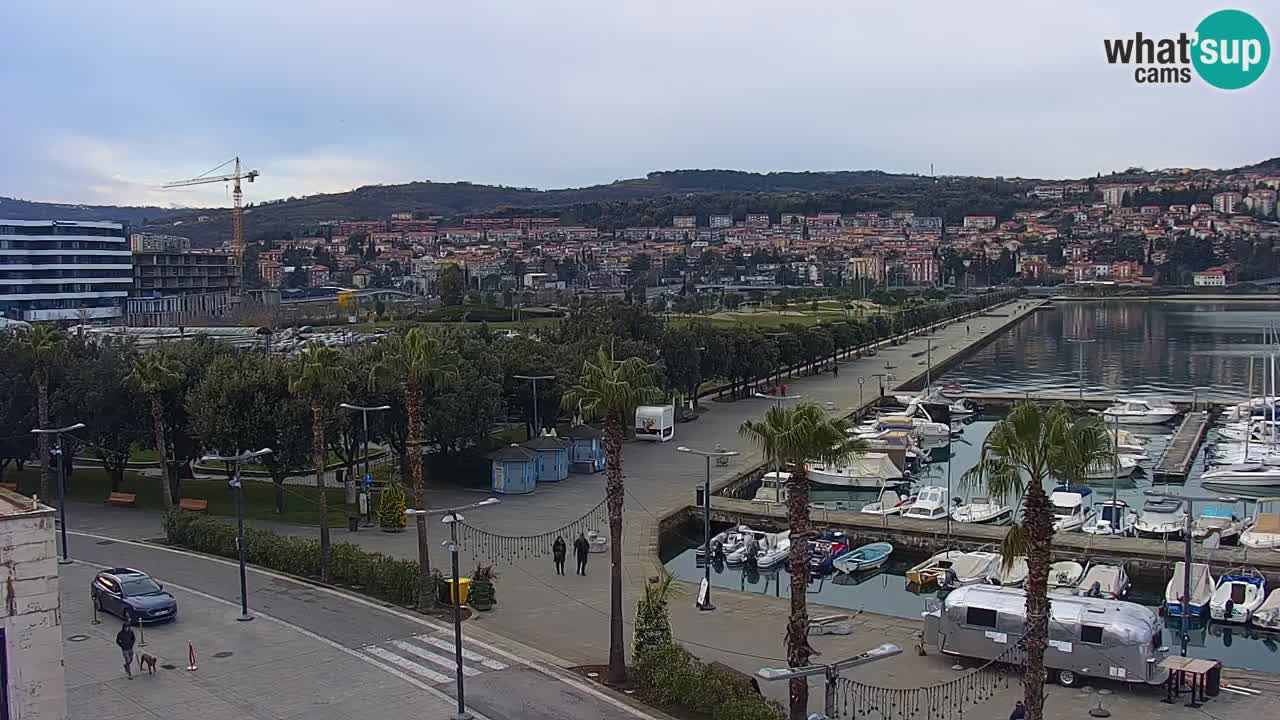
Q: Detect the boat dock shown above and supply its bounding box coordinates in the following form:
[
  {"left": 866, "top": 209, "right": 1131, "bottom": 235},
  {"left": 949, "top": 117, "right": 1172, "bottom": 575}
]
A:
[
  {"left": 1152, "top": 411, "right": 1212, "bottom": 483},
  {"left": 956, "top": 391, "right": 1231, "bottom": 412}
]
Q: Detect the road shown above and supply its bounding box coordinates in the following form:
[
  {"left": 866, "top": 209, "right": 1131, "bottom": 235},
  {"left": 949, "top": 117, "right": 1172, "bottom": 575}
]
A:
[{"left": 62, "top": 529, "right": 669, "bottom": 720}]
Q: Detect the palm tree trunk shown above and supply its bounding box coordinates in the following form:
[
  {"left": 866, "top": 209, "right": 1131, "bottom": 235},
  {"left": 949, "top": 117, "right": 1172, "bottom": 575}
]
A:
[
  {"left": 36, "top": 374, "right": 50, "bottom": 498},
  {"left": 785, "top": 465, "right": 814, "bottom": 720},
  {"left": 314, "top": 402, "right": 331, "bottom": 583},
  {"left": 151, "top": 396, "right": 174, "bottom": 510},
  {"left": 406, "top": 383, "right": 433, "bottom": 611},
  {"left": 1021, "top": 481, "right": 1053, "bottom": 720},
  {"left": 603, "top": 412, "right": 627, "bottom": 685}
]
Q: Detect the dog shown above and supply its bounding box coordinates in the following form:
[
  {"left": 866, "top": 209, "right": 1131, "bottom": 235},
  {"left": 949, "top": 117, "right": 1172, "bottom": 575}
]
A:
[{"left": 137, "top": 653, "right": 157, "bottom": 676}]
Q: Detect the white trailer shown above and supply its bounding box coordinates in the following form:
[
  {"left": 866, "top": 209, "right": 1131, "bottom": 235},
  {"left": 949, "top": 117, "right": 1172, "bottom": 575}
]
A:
[{"left": 635, "top": 405, "right": 675, "bottom": 442}]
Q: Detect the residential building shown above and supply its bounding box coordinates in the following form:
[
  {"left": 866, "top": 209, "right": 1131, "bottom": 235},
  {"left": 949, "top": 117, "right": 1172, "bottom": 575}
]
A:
[
  {"left": 1028, "top": 185, "right": 1065, "bottom": 200},
  {"left": 132, "top": 250, "right": 240, "bottom": 297},
  {"left": 309, "top": 265, "right": 331, "bottom": 286},
  {"left": 352, "top": 268, "right": 372, "bottom": 288},
  {"left": 745, "top": 213, "right": 770, "bottom": 228},
  {"left": 1246, "top": 189, "right": 1277, "bottom": 217},
  {"left": 258, "top": 260, "right": 285, "bottom": 288},
  {"left": 847, "top": 255, "right": 884, "bottom": 284},
  {"left": 1101, "top": 185, "right": 1132, "bottom": 207},
  {"left": 709, "top": 215, "right": 733, "bottom": 229},
  {"left": 672, "top": 216, "right": 696, "bottom": 228},
  {"left": 0, "top": 489, "right": 66, "bottom": 720},
  {"left": 1192, "top": 266, "right": 1234, "bottom": 286},
  {"left": 779, "top": 213, "right": 805, "bottom": 227},
  {"left": 963, "top": 215, "right": 997, "bottom": 230},
  {"left": 129, "top": 232, "right": 191, "bottom": 253},
  {"left": 1213, "top": 192, "right": 1244, "bottom": 214},
  {"left": 0, "top": 219, "right": 133, "bottom": 321}
]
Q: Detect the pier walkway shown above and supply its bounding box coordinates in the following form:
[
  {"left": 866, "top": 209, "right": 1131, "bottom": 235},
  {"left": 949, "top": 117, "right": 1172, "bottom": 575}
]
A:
[{"left": 1153, "top": 411, "right": 1213, "bottom": 483}]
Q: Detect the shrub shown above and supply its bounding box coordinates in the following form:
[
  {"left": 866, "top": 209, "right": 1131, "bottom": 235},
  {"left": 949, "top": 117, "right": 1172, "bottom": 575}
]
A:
[
  {"left": 163, "top": 511, "right": 432, "bottom": 607},
  {"left": 378, "top": 480, "right": 408, "bottom": 530}
]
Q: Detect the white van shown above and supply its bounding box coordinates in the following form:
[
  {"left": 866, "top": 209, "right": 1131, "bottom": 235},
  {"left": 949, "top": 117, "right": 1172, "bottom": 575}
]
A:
[{"left": 635, "top": 405, "right": 675, "bottom": 442}]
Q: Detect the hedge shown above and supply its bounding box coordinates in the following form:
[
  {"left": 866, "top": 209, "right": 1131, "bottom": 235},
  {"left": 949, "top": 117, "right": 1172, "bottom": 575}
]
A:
[
  {"left": 164, "top": 511, "right": 434, "bottom": 606},
  {"left": 633, "top": 643, "right": 783, "bottom": 720}
]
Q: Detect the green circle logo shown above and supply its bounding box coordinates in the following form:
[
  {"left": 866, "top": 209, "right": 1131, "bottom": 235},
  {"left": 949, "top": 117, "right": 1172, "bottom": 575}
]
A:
[{"left": 1193, "top": 9, "right": 1270, "bottom": 89}]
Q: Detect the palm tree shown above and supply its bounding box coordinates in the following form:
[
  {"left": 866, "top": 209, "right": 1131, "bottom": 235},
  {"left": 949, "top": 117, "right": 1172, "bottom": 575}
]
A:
[
  {"left": 126, "top": 350, "right": 185, "bottom": 509},
  {"left": 15, "top": 325, "right": 66, "bottom": 498},
  {"left": 739, "top": 403, "right": 865, "bottom": 720},
  {"left": 962, "top": 402, "right": 1110, "bottom": 720},
  {"left": 370, "top": 327, "right": 457, "bottom": 610},
  {"left": 288, "top": 341, "right": 352, "bottom": 583},
  {"left": 560, "top": 346, "right": 659, "bottom": 685}
]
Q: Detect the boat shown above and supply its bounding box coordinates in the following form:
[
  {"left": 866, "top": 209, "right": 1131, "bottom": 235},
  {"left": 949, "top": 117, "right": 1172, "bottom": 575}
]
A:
[
  {"left": 1134, "top": 497, "right": 1187, "bottom": 540},
  {"left": 1082, "top": 500, "right": 1136, "bottom": 537},
  {"left": 808, "top": 499, "right": 862, "bottom": 512},
  {"left": 860, "top": 483, "right": 916, "bottom": 516},
  {"left": 1224, "top": 396, "right": 1280, "bottom": 422},
  {"left": 902, "top": 486, "right": 951, "bottom": 521},
  {"left": 986, "top": 556, "right": 1028, "bottom": 587},
  {"left": 1191, "top": 506, "right": 1247, "bottom": 545},
  {"left": 807, "top": 531, "right": 851, "bottom": 574},
  {"left": 1076, "top": 563, "right": 1130, "bottom": 599},
  {"left": 1240, "top": 498, "right": 1280, "bottom": 549},
  {"left": 1253, "top": 589, "right": 1280, "bottom": 630},
  {"left": 907, "top": 550, "right": 997, "bottom": 588},
  {"left": 1165, "top": 561, "right": 1215, "bottom": 618},
  {"left": 724, "top": 529, "right": 770, "bottom": 565},
  {"left": 586, "top": 530, "right": 608, "bottom": 553},
  {"left": 1113, "top": 429, "right": 1147, "bottom": 455},
  {"left": 1209, "top": 568, "right": 1266, "bottom": 624},
  {"left": 751, "top": 471, "right": 790, "bottom": 503},
  {"left": 1101, "top": 398, "right": 1180, "bottom": 425},
  {"left": 1199, "top": 463, "right": 1280, "bottom": 487},
  {"left": 756, "top": 531, "right": 791, "bottom": 569},
  {"left": 806, "top": 453, "right": 904, "bottom": 488},
  {"left": 1080, "top": 455, "right": 1140, "bottom": 481},
  {"left": 831, "top": 542, "right": 893, "bottom": 574},
  {"left": 950, "top": 496, "right": 1013, "bottom": 525},
  {"left": 696, "top": 524, "right": 755, "bottom": 558},
  {"left": 1048, "top": 561, "right": 1086, "bottom": 593},
  {"left": 905, "top": 550, "right": 965, "bottom": 586},
  {"left": 855, "top": 414, "right": 950, "bottom": 442},
  {"left": 1050, "top": 486, "right": 1095, "bottom": 532}
]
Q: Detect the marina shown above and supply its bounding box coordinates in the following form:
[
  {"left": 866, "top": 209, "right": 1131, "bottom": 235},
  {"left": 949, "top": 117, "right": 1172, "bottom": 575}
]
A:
[{"left": 1154, "top": 412, "right": 1213, "bottom": 483}]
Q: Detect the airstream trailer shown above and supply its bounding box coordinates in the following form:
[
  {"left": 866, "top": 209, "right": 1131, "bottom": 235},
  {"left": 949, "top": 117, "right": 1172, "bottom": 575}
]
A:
[{"left": 922, "top": 585, "right": 1168, "bottom": 688}]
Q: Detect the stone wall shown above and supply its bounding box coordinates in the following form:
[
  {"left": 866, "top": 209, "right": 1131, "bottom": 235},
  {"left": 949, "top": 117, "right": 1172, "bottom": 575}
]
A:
[{"left": 1, "top": 502, "right": 66, "bottom": 720}]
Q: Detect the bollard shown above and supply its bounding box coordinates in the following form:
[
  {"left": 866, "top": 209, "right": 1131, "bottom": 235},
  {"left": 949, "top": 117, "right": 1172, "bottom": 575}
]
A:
[
  {"left": 91, "top": 600, "right": 100, "bottom": 625},
  {"left": 187, "top": 643, "right": 198, "bottom": 672},
  {"left": 136, "top": 617, "right": 146, "bottom": 647}
]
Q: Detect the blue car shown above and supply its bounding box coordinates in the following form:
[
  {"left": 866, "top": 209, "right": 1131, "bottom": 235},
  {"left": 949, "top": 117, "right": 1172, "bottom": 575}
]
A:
[{"left": 91, "top": 568, "right": 178, "bottom": 623}]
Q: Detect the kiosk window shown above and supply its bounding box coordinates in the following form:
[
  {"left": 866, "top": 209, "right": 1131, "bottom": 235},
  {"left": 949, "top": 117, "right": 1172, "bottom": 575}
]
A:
[{"left": 966, "top": 607, "right": 998, "bottom": 628}]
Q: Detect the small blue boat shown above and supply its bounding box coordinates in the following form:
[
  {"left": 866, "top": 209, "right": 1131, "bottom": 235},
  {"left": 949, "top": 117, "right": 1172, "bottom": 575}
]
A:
[{"left": 832, "top": 542, "right": 893, "bottom": 574}]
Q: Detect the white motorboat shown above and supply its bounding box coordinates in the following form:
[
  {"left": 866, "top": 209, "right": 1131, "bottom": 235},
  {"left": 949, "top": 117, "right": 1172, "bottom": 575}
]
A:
[
  {"left": 1082, "top": 499, "right": 1137, "bottom": 536},
  {"left": 1253, "top": 589, "right": 1280, "bottom": 631},
  {"left": 1200, "top": 463, "right": 1280, "bottom": 487},
  {"left": 724, "top": 529, "right": 770, "bottom": 565},
  {"left": 1076, "top": 563, "right": 1129, "bottom": 599},
  {"left": 1048, "top": 561, "right": 1086, "bottom": 594},
  {"left": 1191, "top": 506, "right": 1247, "bottom": 545},
  {"left": 905, "top": 550, "right": 966, "bottom": 586},
  {"left": 806, "top": 452, "right": 904, "bottom": 488},
  {"left": 751, "top": 471, "right": 790, "bottom": 503},
  {"left": 1165, "top": 561, "right": 1215, "bottom": 618},
  {"left": 1050, "top": 486, "right": 1095, "bottom": 532},
  {"left": 1113, "top": 429, "right": 1147, "bottom": 455},
  {"left": 950, "top": 496, "right": 1013, "bottom": 525},
  {"left": 1134, "top": 497, "right": 1186, "bottom": 540},
  {"left": 1224, "top": 396, "right": 1280, "bottom": 422},
  {"left": 986, "top": 556, "right": 1028, "bottom": 587},
  {"left": 860, "top": 484, "right": 916, "bottom": 516},
  {"left": 855, "top": 413, "right": 949, "bottom": 441},
  {"left": 852, "top": 429, "right": 918, "bottom": 454},
  {"left": 902, "top": 486, "right": 950, "bottom": 521},
  {"left": 1209, "top": 568, "right": 1266, "bottom": 624},
  {"left": 1080, "top": 455, "right": 1140, "bottom": 480},
  {"left": 754, "top": 530, "right": 791, "bottom": 569},
  {"left": 697, "top": 524, "right": 755, "bottom": 558},
  {"left": 938, "top": 551, "right": 1003, "bottom": 589},
  {"left": 1240, "top": 497, "right": 1280, "bottom": 549},
  {"left": 1101, "top": 397, "right": 1180, "bottom": 425}
]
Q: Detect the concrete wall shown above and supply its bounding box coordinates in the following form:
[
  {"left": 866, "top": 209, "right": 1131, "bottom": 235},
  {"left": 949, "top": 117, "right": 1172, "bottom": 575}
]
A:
[{"left": 1, "top": 505, "right": 66, "bottom": 720}]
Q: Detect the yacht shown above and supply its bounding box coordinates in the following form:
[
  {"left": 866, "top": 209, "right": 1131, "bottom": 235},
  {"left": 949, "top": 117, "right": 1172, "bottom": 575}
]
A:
[
  {"left": 1199, "top": 463, "right": 1280, "bottom": 487},
  {"left": 1101, "top": 398, "right": 1180, "bottom": 425},
  {"left": 1240, "top": 497, "right": 1280, "bottom": 549},
  {"left": 1050, "top": 486, "right": 1095, "bottom": 532},
  {"left": 950, "top": 496, "right": 1013, "bottom": 525},
  {"left": 902, "top": 486, "right": 950, "bottom": 521},
  {"left": 751, "top": 471, "right": 790, "bottom": 504},
  {"left": 1076, "top": 562, "right": 1130, "bottom": 599},
  {"left": 1134, "top": 497, "right": 1187, "bottom": 540},
  {"left": 1190, "top": 506, "right": 1247, "bottom": 545},
  {"left": 805, "top": 452, "right": 904, "bottom": 488},
  {"left": 1082, "top": 499, "right": 1136, "bottom": 537},
  {"left": 1165, "top": 561, "right": 1215, "bottom": 618},
  {"left": 1209, "top": 569, "right": 1266, "bottom": 624}
]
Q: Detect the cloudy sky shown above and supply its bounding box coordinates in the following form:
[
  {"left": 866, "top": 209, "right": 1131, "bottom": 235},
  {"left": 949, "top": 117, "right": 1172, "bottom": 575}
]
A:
[{"left": 3, "top": 1, "right": 1276, "bottom": 207}]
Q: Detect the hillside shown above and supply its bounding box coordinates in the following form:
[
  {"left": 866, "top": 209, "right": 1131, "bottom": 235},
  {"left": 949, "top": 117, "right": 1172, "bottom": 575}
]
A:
[{"left": 0, "top": 196, "right": 190, "bottom": 226}]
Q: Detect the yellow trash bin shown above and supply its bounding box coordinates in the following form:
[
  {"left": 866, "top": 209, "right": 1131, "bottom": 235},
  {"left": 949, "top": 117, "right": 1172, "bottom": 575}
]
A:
[{"left": 443, "top": 577, "right": 472, "bottom": 606}]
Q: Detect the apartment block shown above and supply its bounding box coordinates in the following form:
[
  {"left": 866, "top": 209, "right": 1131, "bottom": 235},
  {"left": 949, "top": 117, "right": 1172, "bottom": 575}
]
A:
[{"left": 0, "top": 219, "right": 133, "bottom": 321}]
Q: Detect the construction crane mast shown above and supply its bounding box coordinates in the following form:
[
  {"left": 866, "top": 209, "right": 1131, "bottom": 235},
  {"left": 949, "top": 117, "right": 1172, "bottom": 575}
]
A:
[{"left": 164, "top": 157, "right": 259, "bottom": 268}]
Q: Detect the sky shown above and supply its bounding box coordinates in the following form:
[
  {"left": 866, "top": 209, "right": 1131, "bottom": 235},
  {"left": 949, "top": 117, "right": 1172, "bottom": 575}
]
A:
[{"left": 3, "top": 1, "right": 1277, "bottom": 208}]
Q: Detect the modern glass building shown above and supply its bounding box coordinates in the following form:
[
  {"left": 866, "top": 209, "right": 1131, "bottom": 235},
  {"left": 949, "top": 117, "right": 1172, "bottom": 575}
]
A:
[{"left": 0, "top": 220, "right": 133, "bottom": 321}]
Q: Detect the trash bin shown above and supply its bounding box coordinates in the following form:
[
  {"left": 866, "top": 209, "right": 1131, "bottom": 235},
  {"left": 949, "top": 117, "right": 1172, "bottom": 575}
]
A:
[
  {"left": 348, "top": 516, "right": 360, "bottom": 532},
  {"left": 1205, "top": 661, "right": 1222, "bottom": 697},
  {"left": 442, "top": 578, "right": 472, "bottom": 606}
]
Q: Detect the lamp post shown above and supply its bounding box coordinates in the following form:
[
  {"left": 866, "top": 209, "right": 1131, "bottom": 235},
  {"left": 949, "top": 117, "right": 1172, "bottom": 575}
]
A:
[
  {"left": 754, "top": 391, "right": 805, "bottom": 410},
  {"left": 756, "top": 643, "right": 902, "bottom": 719},
  {"left": 202, "top": 448, "right": 273, "bottom": 621},
  {"left": 410, "top": 498, "right": 500, "bottom": 720},
  {"left": 513, "top": 374, "right": 556, "bottom": 438},
  {"left": 676, "top": 445, "right": 739, "bottom": 611},
  {"left": 1066, "top": 338, "right": 1096, "bottom": 402},
  {"left": 31, "top": 422, "right": 85, "bottom": 564},
  {"left": 339, "top": 403, "right": 391, "bottom": 526},
  {"left": 920, "top": 336, "right": 939, "bottom": 393}
]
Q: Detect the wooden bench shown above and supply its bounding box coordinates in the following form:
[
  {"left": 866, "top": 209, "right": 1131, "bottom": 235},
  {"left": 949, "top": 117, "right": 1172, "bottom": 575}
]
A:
[
  {"left": 178, "top": 498, "right": 208, "bottom": 512},
  {"left": 105, "top": 492, "right": 137, "bottom": 508},
  {"left": 0, "top": 482, "right": 17, "bottom": 492}
]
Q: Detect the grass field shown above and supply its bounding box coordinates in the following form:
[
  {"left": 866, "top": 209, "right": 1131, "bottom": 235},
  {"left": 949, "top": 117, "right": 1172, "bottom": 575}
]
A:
[{"left": 327, "top": 317, "right": 560, "bottom": 333}]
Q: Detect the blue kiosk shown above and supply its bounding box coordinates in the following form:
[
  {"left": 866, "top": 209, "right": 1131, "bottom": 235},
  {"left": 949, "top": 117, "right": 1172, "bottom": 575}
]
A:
[
  {"left": 566, "top": 423, "right": 605, "bottom": 474},
  {"left": 522, "top": 435, "right": 571, "bottom": 482},
  {"left": 487, "top": 444, "right": 538, "bottom": 495}
]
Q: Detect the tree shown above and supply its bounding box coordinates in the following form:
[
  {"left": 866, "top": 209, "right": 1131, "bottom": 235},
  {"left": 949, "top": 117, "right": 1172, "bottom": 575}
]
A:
[
  {"left": 962, "top": 402, "right": 1110, "bottom": 720},
  {"left": 739, "top": 403, "right": 865, "bottom": 720},
  {"left": 561, "top": 346, "right": 660, "bottom": 685},
  {"left": 127, "top": 350, "right": 185, "bottom": 510},
  {"left": 371, "top": 327, "right": 458, "bottom": 610},
  {"left": 13, "top": 325, "right": 65, "bottom": 497},
  {"left": 438, "top": 264, "right": 465, "bottom": 306},
  {"left": 57, "top": 338, "right": 146, "bottom": 493},
  {"left": 288, "top": 342, "right": 353, "bottom": 583}
]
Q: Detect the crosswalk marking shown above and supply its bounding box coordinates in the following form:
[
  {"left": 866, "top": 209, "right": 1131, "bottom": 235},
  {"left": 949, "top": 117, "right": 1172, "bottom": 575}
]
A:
[
  {"left": 415, "top": 634, "right": 508, "bottom": 670},
  {"left": 391, "top": 640, "right": 482, "bottom": 677},
  {"left": 362, "top": 645, "right": 452, "bottom": 683}
]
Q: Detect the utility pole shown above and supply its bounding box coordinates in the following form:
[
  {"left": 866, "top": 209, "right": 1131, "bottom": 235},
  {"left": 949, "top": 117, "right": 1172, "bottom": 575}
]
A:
[
  {"left": 202, "top": 448, "right": 273, "bottom": 621},
  {"left": 31, "top": 422, "right": 85, "bottom": 564}
]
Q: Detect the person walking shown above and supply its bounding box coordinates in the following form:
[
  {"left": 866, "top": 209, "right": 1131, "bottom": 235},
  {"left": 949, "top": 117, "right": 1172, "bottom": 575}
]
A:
[
  {"left": 1009, "top": 700, "right": 1026, "bottom": 720},
  {"left": 552, "top": 536, "right": 567, "bottom": 576},
  {"left": 116, "top": 621, "right": 136, "bottom": 679},
  {"left": 573, "top": 532, "right": 590, "bottom": 576}
]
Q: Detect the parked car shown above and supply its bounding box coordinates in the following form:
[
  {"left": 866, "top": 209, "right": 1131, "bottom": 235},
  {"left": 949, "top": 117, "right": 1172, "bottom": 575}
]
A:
[{"left": 91, "top": 568, "right": 178, "bottom": 623}]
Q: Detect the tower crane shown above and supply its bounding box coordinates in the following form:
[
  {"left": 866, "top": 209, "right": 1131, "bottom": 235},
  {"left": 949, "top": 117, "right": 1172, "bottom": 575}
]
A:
[{"left": 164, "top": 157, "right": 259, "bottom": 268}]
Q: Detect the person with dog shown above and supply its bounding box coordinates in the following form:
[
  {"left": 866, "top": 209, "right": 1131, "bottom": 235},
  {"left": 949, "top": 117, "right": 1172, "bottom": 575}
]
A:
[
  {"left": 573, "top": 532, "right": 590, "bottom": 576},
  {"left": 116, "top": 621, "right": 136, "bottom": 679}
]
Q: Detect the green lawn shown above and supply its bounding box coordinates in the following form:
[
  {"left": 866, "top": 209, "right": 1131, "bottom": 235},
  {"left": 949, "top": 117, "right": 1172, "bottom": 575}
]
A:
[
  {"left": 323, "top": 317, "right": 559, "bottom": 333},
  {"left": 3, "top": 467, "right": 349, "bottom": 528}
]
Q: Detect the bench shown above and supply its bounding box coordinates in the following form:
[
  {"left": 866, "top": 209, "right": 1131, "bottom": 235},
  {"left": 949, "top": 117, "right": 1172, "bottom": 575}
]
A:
[
  {"left": 105, "top": 492, "right": 137, "bottom": 508},
  {"left": 0, "top": 482, "right": 17, "bottom": 492},
  {"left": 178, "top": 498, "right": 208, "bottom": 512}
]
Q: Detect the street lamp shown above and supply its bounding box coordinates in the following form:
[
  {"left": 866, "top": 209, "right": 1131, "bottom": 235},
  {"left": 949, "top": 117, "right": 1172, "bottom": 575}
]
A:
[
  {"left": 339, "top": 403, "right": 391, "bottom": 527},
  {"left": 513, "top": 374, "right": 556, "bottom": 438},
  {"left": 754, "top": 391, "right": 805, "bottom": 409},
  {"left": 919, "top": 336, "right": 939, "bottom": 393},
  {"left": 676, "top": 445, "right": 739, "bottom": 611},
  {"left": 31, "top": 422, "right": 85, "bottom": 564},
  {"left": 202, "top": 448, "right": 273, "bottom": 621},
  {"left": 1065, "top": 338, "right": 1096, "bottom": 402},
  {"left": 756, "top": 643, "right": 902, "bottom": 719},
  {"left": 411, "top": 498, "right": 501, "bottom": 720}
]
